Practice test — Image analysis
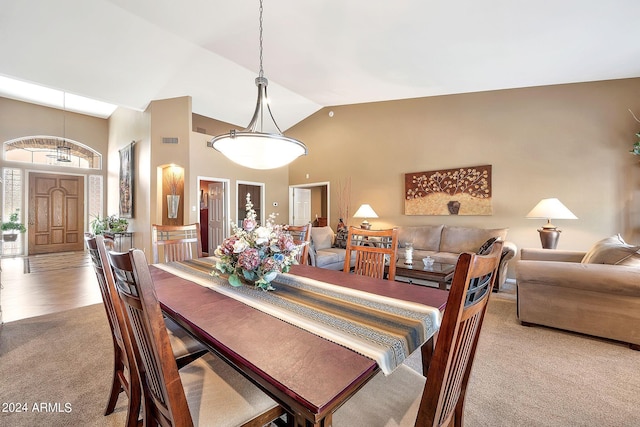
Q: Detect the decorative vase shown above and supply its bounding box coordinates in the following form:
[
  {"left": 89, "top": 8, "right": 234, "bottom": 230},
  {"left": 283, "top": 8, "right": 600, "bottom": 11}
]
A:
[
  {"left": 167, "top": 195, "right": 180, "bottom": 219},
  {"left": 404, "top": 243, "right": 413, "bottom": 264},
  {"left": 447, "top": 200, "right": 461, "bottom": 215}
]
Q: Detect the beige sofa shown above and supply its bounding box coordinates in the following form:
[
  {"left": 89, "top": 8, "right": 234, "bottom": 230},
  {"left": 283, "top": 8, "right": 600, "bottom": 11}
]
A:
[
  {"left": 309, "top": 224, "right": 516, "bottom": 290},
  {"left": 516, "top": 237, "right": 640, "bottom": 350},
  {"left": 397, "top": 225, "right": 516, "bottom": 290}
]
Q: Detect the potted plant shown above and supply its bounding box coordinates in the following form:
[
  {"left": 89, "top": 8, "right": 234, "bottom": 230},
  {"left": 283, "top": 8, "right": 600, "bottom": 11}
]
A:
[
  {"left": 2, "top": 209, "right": 27, "bottom": 241},
  {"left": 107, "top": 215, "right": 129, "bottom": 233},
  {"left": 90, "top": 214, "right": 129, "bottom": 235}
]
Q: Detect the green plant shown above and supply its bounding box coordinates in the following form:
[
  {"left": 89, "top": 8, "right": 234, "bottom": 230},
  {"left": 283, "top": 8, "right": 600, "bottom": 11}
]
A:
[
  {"left": 90, "top": 214, "right": 128, "bottom": 235},
  {"left": 107, "top": 215, "right": 129, "bottom": 233},
  {"left": 632, "top": 133, "right": 640, "bottom": 156},
  {"left": 1, "top": 209, "right": 27, "bottom": 233},
  {"left": 90, "top": 214, "right": 108, "bottom": 235}
]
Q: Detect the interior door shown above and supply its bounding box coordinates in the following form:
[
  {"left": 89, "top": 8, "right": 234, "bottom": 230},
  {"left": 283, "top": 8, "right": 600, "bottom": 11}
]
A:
[
  {"left": 208, "top": 182, "right": 226, "bottom": 254},
  {"left": 28, "top": 172, "right": 85, "bottom": 254},
  {"left": 293, "top": 188, "right": 311, "bottom": 225}
]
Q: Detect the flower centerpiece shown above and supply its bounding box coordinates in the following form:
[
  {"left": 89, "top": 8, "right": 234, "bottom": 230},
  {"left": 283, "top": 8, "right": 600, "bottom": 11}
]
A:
[{"left": 213, "top": 193, "right": 303, "bottom": 291}]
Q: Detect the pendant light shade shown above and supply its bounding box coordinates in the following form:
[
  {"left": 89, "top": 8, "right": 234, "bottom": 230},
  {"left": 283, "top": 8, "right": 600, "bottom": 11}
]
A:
[{"left": 208, "top": 1, "right": 307, "bottom": 170}]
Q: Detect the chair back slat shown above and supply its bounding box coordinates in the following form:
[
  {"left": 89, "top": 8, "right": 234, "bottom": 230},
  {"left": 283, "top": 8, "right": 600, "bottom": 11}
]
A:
[
  {"left": 343, "top": 226, "right": 398, "bottom": 280},
  {"left": 106, "top": 246, "right": 193, "bottom": 427},
  {"left": 417, "top": 240, "right": 504, "bottom": 427},
  {"left": 285, "top": 223, "right": 311, "bottom": 265},
  {"left": 152, "top": 223, "right": 203, "bottom": 264}
]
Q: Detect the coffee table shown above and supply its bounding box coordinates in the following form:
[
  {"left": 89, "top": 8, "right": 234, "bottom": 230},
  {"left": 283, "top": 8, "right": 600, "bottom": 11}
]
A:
[{"left": 390, "top": 258, "right": 456, "bottom": 290}]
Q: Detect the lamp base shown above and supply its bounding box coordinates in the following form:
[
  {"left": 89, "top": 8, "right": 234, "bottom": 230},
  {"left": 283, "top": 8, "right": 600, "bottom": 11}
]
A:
[
  {"left": 360, "top": 222, "right": 372, "bottom": 230},
  {"left": 538, "top": 227, "right": 561, "bottom": 249}
]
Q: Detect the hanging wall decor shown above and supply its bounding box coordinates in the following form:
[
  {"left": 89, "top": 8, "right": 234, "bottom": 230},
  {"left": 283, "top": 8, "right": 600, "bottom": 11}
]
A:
[
  {"left": 404, "top": 165, "right": 492, "bottom": 216},
  {"left": 118, "top": 142, "right": 135, "bottom": 218}
]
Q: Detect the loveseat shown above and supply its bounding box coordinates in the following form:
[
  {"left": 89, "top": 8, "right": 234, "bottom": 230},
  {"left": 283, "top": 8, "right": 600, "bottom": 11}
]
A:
[
  {"left": 308, "top": 224, "right": 517, "bottom": 290},
  {"left": 516, "top": 235, "right": 640, "bottom": 349}
]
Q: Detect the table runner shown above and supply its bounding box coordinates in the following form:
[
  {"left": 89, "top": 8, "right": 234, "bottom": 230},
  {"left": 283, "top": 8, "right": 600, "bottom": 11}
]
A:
[{"left": 154, "top": 257, "right": 442, "bottom": 375}]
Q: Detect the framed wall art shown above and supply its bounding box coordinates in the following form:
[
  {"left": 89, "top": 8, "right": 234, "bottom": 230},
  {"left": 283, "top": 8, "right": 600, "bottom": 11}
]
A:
[
  {"left": 118, "top": 142, "right": 134, "bottom": 218},
  {"left": 404, "top": 165, "right": 492, "bottom": 216}
]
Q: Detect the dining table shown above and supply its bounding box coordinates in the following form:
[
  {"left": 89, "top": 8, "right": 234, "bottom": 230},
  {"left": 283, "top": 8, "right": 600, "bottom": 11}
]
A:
[{"left": 150, "top": 260, "right": 449, "bottom": 427}]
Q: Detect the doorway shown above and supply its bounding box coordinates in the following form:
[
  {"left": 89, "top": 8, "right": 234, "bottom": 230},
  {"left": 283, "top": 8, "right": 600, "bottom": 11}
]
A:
[
  {"left": 197, "top": 177, "right": 230, "bottom": 255},
  {"left": 28, "top": 172, "right": 85, "bottom": 254},
  {"left": 289, "top": 182, "right": 330, "bottom": 227},
  {"left": 237, "top": 181, "right": 265, "bottom": 226}
]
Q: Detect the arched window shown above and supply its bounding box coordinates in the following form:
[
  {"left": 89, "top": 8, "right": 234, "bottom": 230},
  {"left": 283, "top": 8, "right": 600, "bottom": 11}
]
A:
[{"left": 3, "top": 136, "right": 102, "bottom": 169}]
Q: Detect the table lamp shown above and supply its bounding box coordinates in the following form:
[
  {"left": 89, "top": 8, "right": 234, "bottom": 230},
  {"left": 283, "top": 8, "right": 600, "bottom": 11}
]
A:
[
  {"left": 353, "top": 204, "right": 378, "bottom": 230},
  {"left": 526, "top": 198, "right": 577, "bottom": 249}
]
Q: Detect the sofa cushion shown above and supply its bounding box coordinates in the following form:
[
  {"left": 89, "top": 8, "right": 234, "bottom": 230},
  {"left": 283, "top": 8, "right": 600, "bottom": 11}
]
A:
[
  {"left": 397, "top": 225, "right": 443, "bottom": 251},
  {"left": 440, "top": 226, "right": 508, "bottom": 254},
  {"left": 310, "top": 226, "right": 335, "bottom": 250},
  {"left": 581, "top": 234, "right": 640, "bottom": 267}
]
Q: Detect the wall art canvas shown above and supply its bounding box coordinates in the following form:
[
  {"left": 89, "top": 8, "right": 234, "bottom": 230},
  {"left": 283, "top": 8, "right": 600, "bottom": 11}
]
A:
[
  {"left": 119, "top": 143, "right": 134, "bottom": 218},
  {"left": 404, "top": 165, "right": 492, "bottom": 215}
]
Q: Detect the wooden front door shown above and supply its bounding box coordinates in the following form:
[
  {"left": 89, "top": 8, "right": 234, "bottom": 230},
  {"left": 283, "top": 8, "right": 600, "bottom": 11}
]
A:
[{"left": 28, "top": 173, "right": 85, "bottom": 254}]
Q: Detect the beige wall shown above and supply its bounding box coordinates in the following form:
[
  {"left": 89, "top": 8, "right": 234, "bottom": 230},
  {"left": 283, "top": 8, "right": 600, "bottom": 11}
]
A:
[
  {"left": 0, "top": 97, "right": 109, "bottom": 243},
  {"left": 287, "top": 78, "right": 640, "bottom": 278},
  {"left": 107, "top": 106, "right": 150, "bottom": 252}
]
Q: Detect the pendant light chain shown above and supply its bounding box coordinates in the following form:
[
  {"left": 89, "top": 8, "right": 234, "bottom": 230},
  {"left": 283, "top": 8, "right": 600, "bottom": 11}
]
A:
[{"left": 258, "top": 0, "right": 264, "bottom": 79}]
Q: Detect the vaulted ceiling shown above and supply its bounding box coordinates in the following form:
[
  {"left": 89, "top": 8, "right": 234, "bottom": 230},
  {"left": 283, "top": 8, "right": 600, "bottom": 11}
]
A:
[{"left": 2, "top": 0, "right": 640, "bottom": 129}]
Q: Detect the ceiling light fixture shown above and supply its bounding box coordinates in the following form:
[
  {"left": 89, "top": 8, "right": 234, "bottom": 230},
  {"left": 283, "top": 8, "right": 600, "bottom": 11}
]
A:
[{"left": 208, "top": 0, "right": 307, "bottom": 169}]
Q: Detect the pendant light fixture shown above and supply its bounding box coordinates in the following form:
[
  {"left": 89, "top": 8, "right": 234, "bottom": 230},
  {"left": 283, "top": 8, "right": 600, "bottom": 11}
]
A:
[
  {"left": 57, "top": 93, "right": 72, "bottom": 162},
  {"left": 208, "top": 0, "right": 307, "bottom": 169}
]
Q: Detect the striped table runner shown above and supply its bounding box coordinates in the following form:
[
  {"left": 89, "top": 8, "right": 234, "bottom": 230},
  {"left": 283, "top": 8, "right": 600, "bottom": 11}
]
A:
[{"left": 154, "top": 257, "right": 442, "bottom": 375}]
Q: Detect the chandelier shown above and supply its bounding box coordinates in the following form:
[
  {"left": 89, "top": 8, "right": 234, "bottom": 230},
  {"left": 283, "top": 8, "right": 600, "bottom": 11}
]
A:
[{"left": 208, "top": 0, "right": 307, "bottom": 169}]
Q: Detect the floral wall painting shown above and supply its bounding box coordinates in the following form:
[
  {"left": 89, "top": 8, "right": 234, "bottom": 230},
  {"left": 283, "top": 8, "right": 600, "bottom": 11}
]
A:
[
  {"left": 404, "top": 165, "right": 492, "bottom": 216},
  {"left": 118, "top": 142, "right": 134, "bottom": 218}
]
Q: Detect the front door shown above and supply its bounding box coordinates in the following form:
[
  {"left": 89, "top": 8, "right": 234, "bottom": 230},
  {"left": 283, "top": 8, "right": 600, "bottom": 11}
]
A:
[{"left": 28, "top": 172, "right": 85, "bottom": 254}]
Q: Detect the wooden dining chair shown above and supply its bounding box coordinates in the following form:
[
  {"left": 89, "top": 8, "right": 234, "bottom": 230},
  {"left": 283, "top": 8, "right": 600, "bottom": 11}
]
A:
[
  {"left": 86, "top": 234, "right": 208, "bottom": 427},
  {"left": 105, "top": 246, "right": 286, "bottom": 427},
  {"left": 343, "top": 226, "right": 399, "bottom": 281},
  {"left": 285, "top": 223, "right": 311, "bottom": 265},
  {"left": 333, "top": 240, "right": 504, "bottom": 427},
  {"left": 85, "top": 233, "right": 141, "bottom": 427},
  {"left": 152, "top": 223, "right": 203, "bottom": 264}
]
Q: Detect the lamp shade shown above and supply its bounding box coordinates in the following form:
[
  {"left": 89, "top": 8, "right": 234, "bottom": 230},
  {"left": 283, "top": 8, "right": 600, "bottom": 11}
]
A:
[
  {"left": 526, "top": 198, "right": 577, "bottom": 220},
  {"left": 210, "top": 131, "right": 307, "bottom": 170},
  {"left": 353, "top": 204, "right": 378, "bottom": 219}
]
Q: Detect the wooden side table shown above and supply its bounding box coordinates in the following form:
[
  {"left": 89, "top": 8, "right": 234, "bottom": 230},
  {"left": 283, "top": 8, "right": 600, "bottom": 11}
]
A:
[{"left": 390, "top": 258, "right": 455, "bottom": 290}]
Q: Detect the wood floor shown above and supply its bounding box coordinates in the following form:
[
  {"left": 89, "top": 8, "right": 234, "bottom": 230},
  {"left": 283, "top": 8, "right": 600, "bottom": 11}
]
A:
[{"left": 1, "top": 254, "right": 101, "bottom": 323}]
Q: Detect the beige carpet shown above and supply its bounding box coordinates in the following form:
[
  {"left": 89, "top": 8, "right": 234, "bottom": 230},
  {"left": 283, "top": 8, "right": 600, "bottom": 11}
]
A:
[
  {"left": 1, "top": 293, "right": 639, "bottom": 426},
  {"left": 24, "top": 251, "right": 91, "bottom": 274}
]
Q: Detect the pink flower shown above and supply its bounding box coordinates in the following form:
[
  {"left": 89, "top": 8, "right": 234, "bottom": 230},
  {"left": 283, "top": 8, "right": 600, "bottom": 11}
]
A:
[
  {"left": 278, "top": 234, "right": 296, "bottom": 252},
  {"left": 261, "top": 256, "right": 281, "bottom": 273},
  {"left": 238, "top": 248, "right": 260, "bottom": 271},
  {"left": 219, "top": 236, "right": 238, "bottom": 255},
  {"left": 243, "top": 218, "right": 257, "bottom": 232}
]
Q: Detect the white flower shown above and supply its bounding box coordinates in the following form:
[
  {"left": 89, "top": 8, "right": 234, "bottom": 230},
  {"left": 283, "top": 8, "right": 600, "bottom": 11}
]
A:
[
  {"left": 233, "top": 239, "right": 249, "bottom": 253},
  {"left": 254, "top": 226, "right": 271, "bottom": 245}
]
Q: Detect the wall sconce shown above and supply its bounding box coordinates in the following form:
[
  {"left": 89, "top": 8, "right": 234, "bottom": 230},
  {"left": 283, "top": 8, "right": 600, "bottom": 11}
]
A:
[
  {"left": 353, "top": 204, "right": 378, "bottom": 230},
  {"left": 526, "top": 198, "right": 577, "bottom": 249}
]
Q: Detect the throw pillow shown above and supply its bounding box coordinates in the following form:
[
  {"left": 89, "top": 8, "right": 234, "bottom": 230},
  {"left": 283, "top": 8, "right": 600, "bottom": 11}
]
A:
[
  {"left": 581, "top": 234, "right": 640, "bottom": 267},
  {"left": 334, "top": 227, "right": 348, "bottom": 249},
  {"left": 477, "top": 237, "right": 498, "bottom": 255}
]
